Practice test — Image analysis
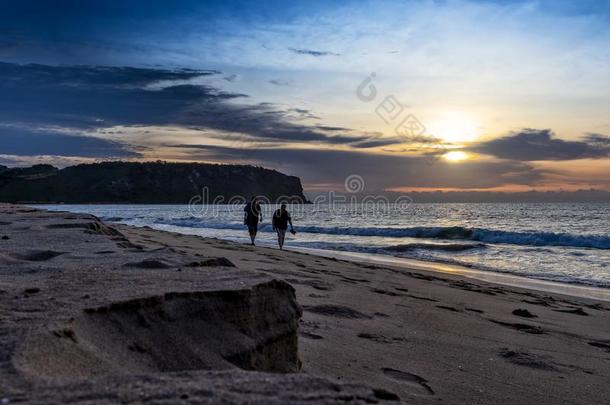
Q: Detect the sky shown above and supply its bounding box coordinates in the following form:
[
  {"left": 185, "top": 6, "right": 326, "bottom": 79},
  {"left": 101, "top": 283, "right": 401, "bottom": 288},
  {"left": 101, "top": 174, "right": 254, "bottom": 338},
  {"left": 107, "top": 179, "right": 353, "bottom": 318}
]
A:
[{"left": 1, "top": 0, "right": 610, "bottom": 194}]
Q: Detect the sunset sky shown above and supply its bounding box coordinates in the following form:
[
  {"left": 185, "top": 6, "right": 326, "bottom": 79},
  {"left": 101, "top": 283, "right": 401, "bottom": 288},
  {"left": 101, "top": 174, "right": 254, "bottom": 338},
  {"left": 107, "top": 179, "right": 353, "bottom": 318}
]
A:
[{"left": 1, "top": 0, "right": 609, "bottom": 193}]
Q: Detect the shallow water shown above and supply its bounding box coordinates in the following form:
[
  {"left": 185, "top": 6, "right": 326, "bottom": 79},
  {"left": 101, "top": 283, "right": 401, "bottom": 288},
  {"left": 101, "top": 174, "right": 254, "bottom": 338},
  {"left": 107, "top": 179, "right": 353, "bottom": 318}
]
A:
[{"left": 38, "top": 203, "right": 610, "bottom": 288}]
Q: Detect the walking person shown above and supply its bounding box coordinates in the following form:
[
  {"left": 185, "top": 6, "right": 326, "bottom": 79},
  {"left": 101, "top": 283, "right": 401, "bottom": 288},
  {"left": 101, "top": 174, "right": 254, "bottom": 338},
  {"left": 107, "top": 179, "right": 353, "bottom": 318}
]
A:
[
  {"left": 244, "top": 197, "right": 263, "bottom": 245},
  {"left": 272, "top": 203, "right": 295, "bottom": 250}
]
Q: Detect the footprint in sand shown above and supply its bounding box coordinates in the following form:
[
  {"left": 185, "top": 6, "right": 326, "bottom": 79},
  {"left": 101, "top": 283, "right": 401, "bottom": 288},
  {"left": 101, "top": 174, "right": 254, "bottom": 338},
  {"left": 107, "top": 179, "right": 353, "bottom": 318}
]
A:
[
  {"left": 489, "top": 319, "right": 544, "bottom": 335},
  {"left": 522, "top": 298, "right": 557, "bottom": 308},
  {"left": 358, "top": 333, "right": 406, "bottom": 344},
  {"left": 372, "top": 389, "right": 400, "bottom": 401},
  {"left": 448, "top": 280, "right": 499, "bottom": 295},
  {"left": 285, "top": 278, "right": 334, "bottom": 291},
  {"left": 553, "top": 307, "right": 589, "bottom": 316},
  {"left": 512, "top": 308, "right": 537, "bottom": 318},
  {"left": 123, "top": 259, "right": 175, "bottom": 269},
  {"left": 300, "top": 331, "right": 324, "bottom": 340},
  {"left": 10, "top": 250, "right": 64, "bottom": 262},
  {"left": 304, "top": 304, "right": 371, "bottom": 319},
  {"left": 187, "top": 257, "right": 236, "bottom": 268},
  {"left": 584, "top": 303, "right": 608, "bottom": 311},
  {"left": 498, "top": 349, "right": 558, "bottom": 371},
  {"left": 381, "top": 368, "right": 434, "bottom": 395},
  {"left": 373, "top": 312, "right": 390, "bottom": 318},
  {"left": 588, "top": 340, "right": 610, "bottom": 352},
  {"left": 341, "top": 276, "right": 370, "bottom": 284},
  {"left": 371, "top": 288, "right": 405, "bottom": 297},
  {"left": 406, "top": 294, "right": 439, "bottom": 302},
  {"left": 436, "top": 305, "right": 461, "bottom": 312}
]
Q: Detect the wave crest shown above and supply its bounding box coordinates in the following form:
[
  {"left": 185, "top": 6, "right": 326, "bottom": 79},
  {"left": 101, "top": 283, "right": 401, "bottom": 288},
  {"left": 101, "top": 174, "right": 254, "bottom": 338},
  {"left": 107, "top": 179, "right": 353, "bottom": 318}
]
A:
[
  {"left": 386, "top": 242, "right": 487, "bottom": 252},
  {"left": 152, "top": 218, "right": 610, "bottom": 250}
]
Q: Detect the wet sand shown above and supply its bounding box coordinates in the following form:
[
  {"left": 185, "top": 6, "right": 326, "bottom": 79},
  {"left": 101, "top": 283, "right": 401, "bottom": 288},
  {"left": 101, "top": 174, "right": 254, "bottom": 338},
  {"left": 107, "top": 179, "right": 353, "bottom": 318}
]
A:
[{"left": 286, "top": 247, "right": 610, "bottom": 302}]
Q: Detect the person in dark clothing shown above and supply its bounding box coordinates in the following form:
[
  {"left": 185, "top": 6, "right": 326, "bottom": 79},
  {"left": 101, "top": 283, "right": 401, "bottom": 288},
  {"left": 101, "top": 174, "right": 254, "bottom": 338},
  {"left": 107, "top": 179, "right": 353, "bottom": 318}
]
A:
[
  {"left": 272, "top": 203, "right": 295, "bottom": 250},
  {"left": 244, "top": 197, "right": 263, "bottom": 245}
]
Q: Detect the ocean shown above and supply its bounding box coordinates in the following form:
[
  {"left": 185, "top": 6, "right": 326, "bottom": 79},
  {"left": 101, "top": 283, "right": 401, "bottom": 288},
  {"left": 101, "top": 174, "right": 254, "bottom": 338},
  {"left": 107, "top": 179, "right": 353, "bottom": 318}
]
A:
[{"left": 38, "top": 203, "right": 610, "bottom": 289}]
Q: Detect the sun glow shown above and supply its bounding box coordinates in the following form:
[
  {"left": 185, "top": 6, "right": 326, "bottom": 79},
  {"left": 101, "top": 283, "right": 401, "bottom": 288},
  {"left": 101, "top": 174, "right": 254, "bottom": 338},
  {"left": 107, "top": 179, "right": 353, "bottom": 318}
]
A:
[
  {"left": 427, "top": 111, "right": 480, "bottom": 143},
  {"left": 443, "top": 151, "right": 469, "bottom": 162}
]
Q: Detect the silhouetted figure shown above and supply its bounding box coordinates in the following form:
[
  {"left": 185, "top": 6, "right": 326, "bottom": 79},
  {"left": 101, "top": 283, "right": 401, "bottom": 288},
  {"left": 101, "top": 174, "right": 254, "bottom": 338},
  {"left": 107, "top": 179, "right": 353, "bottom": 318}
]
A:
[
  {"left": 272, "top": 203, "right": 295, "bottom": 250},
  {"left": 244, "top": 197, "right": 263, "bottom": 245}
]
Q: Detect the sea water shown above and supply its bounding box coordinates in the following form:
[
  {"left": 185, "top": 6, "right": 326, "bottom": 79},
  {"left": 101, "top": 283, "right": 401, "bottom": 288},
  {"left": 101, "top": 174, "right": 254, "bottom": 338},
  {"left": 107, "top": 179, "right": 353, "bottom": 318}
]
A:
[{"left": 38, "top": 203, "right": 610, "bottom": 288}]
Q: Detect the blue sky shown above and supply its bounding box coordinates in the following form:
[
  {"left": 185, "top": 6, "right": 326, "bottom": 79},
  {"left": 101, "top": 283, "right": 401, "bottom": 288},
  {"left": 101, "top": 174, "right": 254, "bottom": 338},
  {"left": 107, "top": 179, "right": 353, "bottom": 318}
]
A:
[{"left": 1, "top": 0, "right": 610, "bottom": 191}]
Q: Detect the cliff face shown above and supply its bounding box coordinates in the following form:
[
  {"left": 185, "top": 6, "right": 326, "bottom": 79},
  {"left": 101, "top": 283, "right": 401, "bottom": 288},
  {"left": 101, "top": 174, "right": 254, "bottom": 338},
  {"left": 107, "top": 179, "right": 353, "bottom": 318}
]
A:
[{"left": 0, "top": 162, "right": 307, "bottom": 203}]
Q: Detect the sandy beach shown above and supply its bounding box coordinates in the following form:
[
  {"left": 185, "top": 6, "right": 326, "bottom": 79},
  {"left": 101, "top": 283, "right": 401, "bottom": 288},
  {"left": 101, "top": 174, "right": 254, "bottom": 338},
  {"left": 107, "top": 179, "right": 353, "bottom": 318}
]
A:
[
  {"left": 4, "top": 2, "right": 610, "bottom": 403},
  {"left": 1, "top": 204, "right": 609, "bottom": 404}
]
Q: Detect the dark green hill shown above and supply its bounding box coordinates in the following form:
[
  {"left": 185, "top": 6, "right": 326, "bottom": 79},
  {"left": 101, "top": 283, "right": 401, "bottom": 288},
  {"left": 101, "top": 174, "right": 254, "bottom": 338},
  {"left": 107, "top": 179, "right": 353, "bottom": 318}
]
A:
[{"left": 0, "top": 162, "right": 307, "bottom": 204}]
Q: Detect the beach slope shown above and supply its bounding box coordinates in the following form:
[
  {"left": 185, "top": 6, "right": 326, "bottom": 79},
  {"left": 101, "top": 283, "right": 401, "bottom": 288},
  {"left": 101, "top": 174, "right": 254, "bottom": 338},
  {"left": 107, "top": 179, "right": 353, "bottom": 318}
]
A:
[
  {"left": 0, "top": 204, "right": 393, "bottom": 403},
  {"left": 1, "top": 204, "right": 609, "bottom": 403},
  {"left": 117, "top": 223, "right": 610, "bottom": 404}
]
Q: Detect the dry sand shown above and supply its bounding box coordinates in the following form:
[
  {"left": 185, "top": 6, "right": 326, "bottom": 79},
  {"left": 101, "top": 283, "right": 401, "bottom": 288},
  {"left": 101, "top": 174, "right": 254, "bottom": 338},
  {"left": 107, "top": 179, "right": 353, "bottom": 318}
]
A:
[
  {"left": 1, "top": 204, "right": 610, "bottom": 404},
  {"left": 0, "top": 204, "right": 392, "bottom": 404}
]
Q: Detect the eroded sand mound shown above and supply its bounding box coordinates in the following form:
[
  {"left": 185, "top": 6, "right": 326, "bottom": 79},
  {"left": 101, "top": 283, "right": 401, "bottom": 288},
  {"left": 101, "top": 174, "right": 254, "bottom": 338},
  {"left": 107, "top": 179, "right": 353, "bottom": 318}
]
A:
[{"left": 14, "top": 280, "right": 301, "bottom": 385}]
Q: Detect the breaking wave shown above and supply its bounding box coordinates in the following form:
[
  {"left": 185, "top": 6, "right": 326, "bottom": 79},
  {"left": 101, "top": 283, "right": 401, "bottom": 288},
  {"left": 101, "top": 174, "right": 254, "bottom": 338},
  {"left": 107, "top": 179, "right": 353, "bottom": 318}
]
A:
[{"left": 153, "top": 218, "right": 610, "bottom": 249}]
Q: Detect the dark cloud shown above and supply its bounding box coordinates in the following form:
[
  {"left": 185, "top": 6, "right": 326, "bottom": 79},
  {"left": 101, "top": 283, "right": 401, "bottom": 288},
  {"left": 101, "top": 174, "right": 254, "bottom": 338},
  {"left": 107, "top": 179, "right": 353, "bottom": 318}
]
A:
[
  {"left": 283, "top": 108, "right": 320, "bottom": 120},
  {"left": 288, "top": 48, "right": 340, "bottom": 57},
  {"left": 166, "top": 144, "right": 542, "bottom": 190},
  {"left": 0, "top": 61, "right": 400, "bottom": 155},
  {"left": 315, "top": 125, "right": 352, "bottom": 132},
  {"left": 351, "top": 137, "right": 404, "bottom": 149},
  {"left": 268, "top": 79, "right": 292, "bottom": 86},
  {"left": 470, "top": 129, "right": 610, "bottom": 161},
  {"left": 584, "top": 133, "right": 610, "bottom": 146},
  {"left": 0, "top": 62, "right": 216, "bottom": 87},
  {"left": 176, "top": 104, "right": 372, "bottom": 144},
  {"left": 0, "top": 62, "right": 239, "bottom": 129},
  {"left": 0, "top": 126, "right": 138, "bottom": 158}
]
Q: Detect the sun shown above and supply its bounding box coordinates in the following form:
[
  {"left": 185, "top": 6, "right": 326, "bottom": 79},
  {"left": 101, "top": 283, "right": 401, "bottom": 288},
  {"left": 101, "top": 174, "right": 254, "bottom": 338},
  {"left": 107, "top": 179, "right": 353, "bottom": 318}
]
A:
[
  {"left": 443, "top": 151, "right": 469, "bottom": 162},
  {"left": 427, "top": 111, "right": 480, "bottom": 143}
]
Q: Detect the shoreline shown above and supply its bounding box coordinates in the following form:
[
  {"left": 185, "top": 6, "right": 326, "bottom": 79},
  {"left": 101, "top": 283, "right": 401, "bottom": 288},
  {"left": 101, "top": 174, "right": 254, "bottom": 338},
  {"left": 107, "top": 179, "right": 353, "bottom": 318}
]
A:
[
  {"left": 285, "top": 246, "right": 610, "bottom": 302},
  {"left": 97, "top": 220, "right": 610, "bottom": 302},
  {"left": 34, "top": 203, "right": 610, "bottom": 295},
  {"left": 4, "top": 205, "right": 610, "bottom": 403}
]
